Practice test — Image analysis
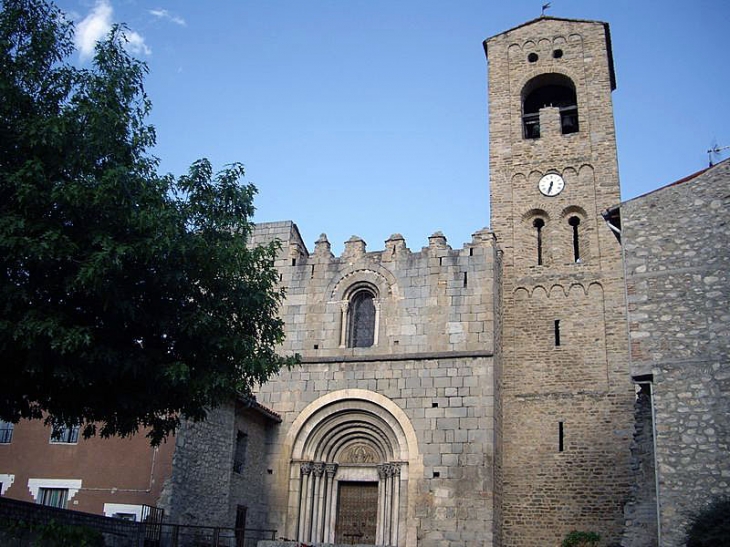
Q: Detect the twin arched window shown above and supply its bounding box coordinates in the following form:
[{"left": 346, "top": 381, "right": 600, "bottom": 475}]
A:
[{"left": 530, "top": 213, "right": 585, "bottom": 265}]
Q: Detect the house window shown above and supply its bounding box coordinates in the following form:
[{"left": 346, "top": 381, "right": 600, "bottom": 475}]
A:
[
  {"left": 114, "top": 513, "right": 137, "bottom": 521},
  {"left": 522, "top": 73, "right": 579, "bottom": 139},
  {"left": 38, "top": 487, "right": 68, "bottom": 508},
  {"left": 0, "top": 421, "right": 13, "bottom": 444},
  {"left": 234, "top": 431, "right": 248, "bottom": 474},
  {"left": 103, "top": 503, "right": 144, "bottom": 521},
  {"left": 347, "top": 289, "right": 376, "bottom": 348},
  {"left": 50, "top": 424, "right": 80, "bottom": 444},
  {"left": 0, "top": 474, "right": 14, "bottom": 496}
]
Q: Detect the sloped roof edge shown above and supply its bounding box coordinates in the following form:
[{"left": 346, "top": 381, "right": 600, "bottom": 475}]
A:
[
  {"left": 622, "top": 157, "right": 729, "bottom": 205},
  {"left": 237, "top": 394, "right": 282, "bottom": 423}
]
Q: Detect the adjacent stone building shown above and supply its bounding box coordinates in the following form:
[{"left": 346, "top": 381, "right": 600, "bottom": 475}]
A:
[{"left": 618, "top": 159, "right": 730, "bottom": 547}]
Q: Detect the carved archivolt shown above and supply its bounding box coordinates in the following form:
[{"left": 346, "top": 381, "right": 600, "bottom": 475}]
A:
[
  {"left": 287, "top": 392, "right": 414, "bottom": 546},
  {"left": 328, "top": 267, "right": 398, "bottom": 302}
]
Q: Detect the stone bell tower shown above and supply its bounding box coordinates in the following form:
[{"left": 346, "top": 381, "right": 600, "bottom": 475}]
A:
[{"left": 485, "top": 17, "right": 634, "bottom": 546}]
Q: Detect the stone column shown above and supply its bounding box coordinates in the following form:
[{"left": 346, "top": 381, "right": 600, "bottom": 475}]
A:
[
  {"left": 339, "top": 302, "right": 348, "bottom": 347},
  {"left": 324, "top": 463, "right": 338, "bottom": 543},
  {"left": 376, "top": 464, "right": 388, "bottom": 545},
  {"left": 389, "top": 463, "right": 402, "bottom": 546},
  {"left": 311, "top": 462, "right": 325, "bottom": 542},
  {"left": 373, "top": 299, "right": 381, "bottom": 346},
  {"left": 387, "top": 464, "right": 397, "bottom": 544},
  {"left": 297, "top": 462, "right": 312, "bottom": 541}
]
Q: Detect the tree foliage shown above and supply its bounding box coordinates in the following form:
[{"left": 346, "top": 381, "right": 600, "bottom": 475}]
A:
[
  {"left": 0, "top": 0, "right": 296, "bottom": 443},
  {"left": 686, "top": 497, "right": 730, "bottom": 547}
]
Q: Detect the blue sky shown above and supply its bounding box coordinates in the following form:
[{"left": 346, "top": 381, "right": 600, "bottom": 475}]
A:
[{"left": 56, "top": 0, "right": 729, "bottom": 255}]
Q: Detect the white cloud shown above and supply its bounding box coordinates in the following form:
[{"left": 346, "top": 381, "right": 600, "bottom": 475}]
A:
[
  {"left": 124, "top": 30, "right": 152, "bottom": 57},
  {"left": 75, "top": 0, "right": 151, "bottom": 61},
  {"left": 76, "top": 0, "right": 113, "bottom": 60},
  {"left": 149, "top": 8, "right": 186, "bottom": 27}
]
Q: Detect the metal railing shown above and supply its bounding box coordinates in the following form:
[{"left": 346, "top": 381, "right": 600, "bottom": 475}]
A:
[{"left": 0, "top": 497, "right": 275, "bottom": 547}]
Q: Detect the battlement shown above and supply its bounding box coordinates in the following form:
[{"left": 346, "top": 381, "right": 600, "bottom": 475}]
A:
[{"left": 251, "top": 221, "right": 499, "bottom": 358}]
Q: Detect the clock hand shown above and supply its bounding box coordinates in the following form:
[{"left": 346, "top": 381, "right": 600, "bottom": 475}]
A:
[{"left": 548, "top": 180, "right": 553, "bottom": 193}]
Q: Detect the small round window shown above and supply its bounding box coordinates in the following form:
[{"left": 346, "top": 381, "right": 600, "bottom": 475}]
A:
[
  {"left": 553, "top": 49, "right": 563, "bottom": 59},
  {"left": 527, "top": 52, "right": 539, "bottom": 63}
]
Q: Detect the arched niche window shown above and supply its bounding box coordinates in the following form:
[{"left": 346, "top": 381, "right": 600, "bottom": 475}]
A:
[
  {"left": 533, "top": 218, "right": 546, "bottom": 265},
  {"left": 522, "top": 73, "right": 579, "bottom": 139},
  {"left": 347, "top": 288, "right": 377, "bottom": 348},
  {"left": 568, "top": 216, "right": 582, "bottom": 262}
]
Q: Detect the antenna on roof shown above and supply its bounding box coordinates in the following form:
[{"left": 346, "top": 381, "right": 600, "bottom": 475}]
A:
[
  {"left": 541, "top": 2, "right": 552, "bottom": 16},
  {"left": 707, "top": 142, "right": 729, "bottom": 167}
]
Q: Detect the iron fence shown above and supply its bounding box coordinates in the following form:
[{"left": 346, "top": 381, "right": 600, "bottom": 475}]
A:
[{"left": 0, "top": 497, "right": 275, "bottom": 547}]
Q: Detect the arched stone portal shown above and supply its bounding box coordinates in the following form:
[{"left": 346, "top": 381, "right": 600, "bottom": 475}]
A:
[{"left": 286, "top": 390, "right": 419, "bottom": 546}]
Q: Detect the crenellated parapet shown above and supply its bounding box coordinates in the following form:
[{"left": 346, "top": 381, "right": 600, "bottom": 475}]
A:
[{"left": 251, "top": 222, "right": 498, "bottom": 358}]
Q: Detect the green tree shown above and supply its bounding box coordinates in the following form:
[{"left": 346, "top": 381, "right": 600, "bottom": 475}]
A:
[{"left": 0, "top": 0, "right": 296, "bottom": 444}]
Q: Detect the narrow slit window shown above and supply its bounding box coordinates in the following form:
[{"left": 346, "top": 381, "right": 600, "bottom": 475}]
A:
[
  {"left": 234, "top": 431, "right": 248, "bottom": 474},
  {"left": 569, "top": 216, "right": 581, "bottom": 262},
  {"left": 558, "top": 421, "right": 564, "bottom": 452},
  {"left": 554, "top": 319, "right": 561, "bottom": 346},
  {"left": 291, "top": 258, "right": 297, "bottom": 266},
  {"left": 463, "top": 272, "right": 468, "bottom": 287},
  {"left": 533, "top": 218, "right": 545, "bottom": 265},
  {"left": 311, "top": 264, "right": 315, "bottom": 278}
]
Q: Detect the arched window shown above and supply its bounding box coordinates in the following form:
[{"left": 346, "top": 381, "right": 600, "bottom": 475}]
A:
[
  {"left": 522, "top": 73, "right": 579, "bottom": 139},
  {"left": 347, "top": 289, "right": 376, "bottom": 348},
  {"left": 533, "top": 218, "right": 545, "bottom": 265},
  {"left": 569, "top": 216, "right": 581, "bottom": 262}
]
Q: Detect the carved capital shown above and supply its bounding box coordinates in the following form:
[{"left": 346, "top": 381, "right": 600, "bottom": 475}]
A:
[
  {"left": 312, "top": 462, "right": 326, "bottom": 477},
  {"left": 300, "top": 461, "right": 313, "bottom": 476}
]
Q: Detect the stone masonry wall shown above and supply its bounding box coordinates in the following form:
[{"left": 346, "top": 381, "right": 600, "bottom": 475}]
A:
[
  {"left": 251, "top": 222, "right": 499, "bottom": 547},
  {"left": 159, "top": 404, "right": 236, "bottom": 527},
  {"left": 159, "top": 402, "right": 277, "bottom": 534},
  {"left": 620, "top": 384, "right": 658, "bottom": 547},
  {"left": 230, "top": 406, "right": 277, "bottom": 532},
  {"left": 621, "top": 159, "right": 730, "bottom": 547}
]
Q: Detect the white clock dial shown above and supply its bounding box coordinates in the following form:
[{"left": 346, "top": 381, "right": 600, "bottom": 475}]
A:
[{"left": 538, "top": 173, "right": 565, "bottom": 196}]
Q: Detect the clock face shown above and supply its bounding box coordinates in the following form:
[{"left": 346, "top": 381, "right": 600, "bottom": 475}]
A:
[{"left": 538, "top": 173, "right": 565, "bottom": 196}]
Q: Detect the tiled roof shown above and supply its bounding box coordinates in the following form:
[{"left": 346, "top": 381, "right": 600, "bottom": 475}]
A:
[{"left": 237, "top": 394, "right": 282, "bottom": 423}]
